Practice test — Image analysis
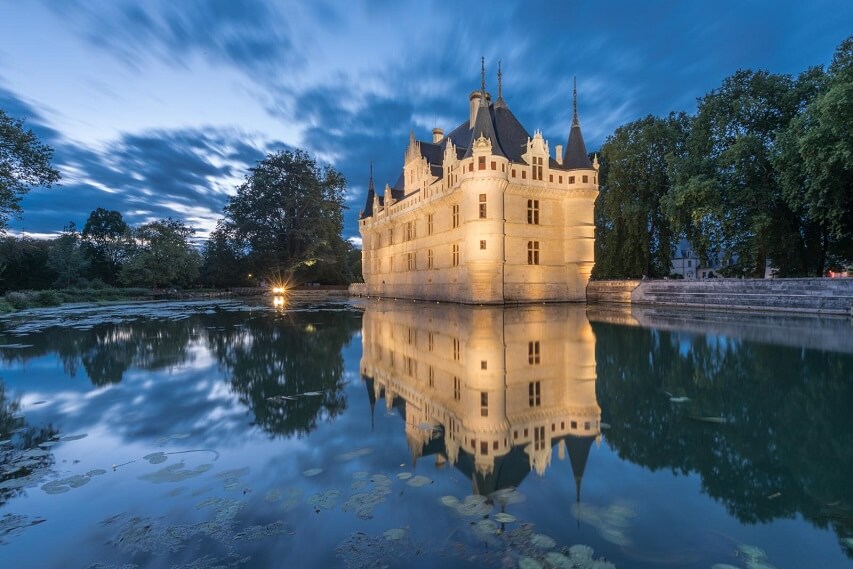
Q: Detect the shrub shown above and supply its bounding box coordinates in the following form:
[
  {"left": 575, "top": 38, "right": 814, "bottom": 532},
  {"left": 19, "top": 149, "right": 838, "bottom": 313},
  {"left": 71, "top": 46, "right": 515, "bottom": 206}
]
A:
[
  {"left": 0, "top": 300, "right": 15, "bottom": 314},
  {"left": 34, "top": 290, "right": 62, "bottom": 307},
  {"left": 5, "top": 291, "right": 30, "bottom": 309}
]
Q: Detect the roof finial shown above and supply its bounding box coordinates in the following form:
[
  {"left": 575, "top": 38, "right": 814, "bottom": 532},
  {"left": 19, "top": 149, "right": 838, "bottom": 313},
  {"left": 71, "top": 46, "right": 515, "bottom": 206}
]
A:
[
  {"left": 480, "top": 56, "right": 486, "bottom": 93},
  {"left": 497, "top": 59, "right": 503, "bottom": 100},
  {"left": 369, "top": 161, "right": 374, "bottom": 191},
  {"left": 572, "top": 76, "right": 579, "bottom": 126}
]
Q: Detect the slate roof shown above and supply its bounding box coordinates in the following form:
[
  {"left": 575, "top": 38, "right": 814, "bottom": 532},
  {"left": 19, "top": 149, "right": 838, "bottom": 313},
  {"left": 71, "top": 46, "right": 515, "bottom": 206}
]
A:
[{"left": 361, "top": 88, "right": 592, "bottom": 219}]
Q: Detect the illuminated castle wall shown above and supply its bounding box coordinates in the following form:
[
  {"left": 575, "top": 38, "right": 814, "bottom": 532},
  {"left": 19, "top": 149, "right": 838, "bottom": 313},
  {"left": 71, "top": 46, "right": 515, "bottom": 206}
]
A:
[
  {"left": 359, "top": 300, "right": 601, "bottom": 495},
  {"left": 358, "top": 64, "right": 598, "bottom": 304}
]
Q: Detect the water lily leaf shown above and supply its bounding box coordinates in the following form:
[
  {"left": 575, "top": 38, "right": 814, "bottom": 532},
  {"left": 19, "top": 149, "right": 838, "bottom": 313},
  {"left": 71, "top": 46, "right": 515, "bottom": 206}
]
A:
[
  {"left": 711, "top": 564, "right": 741, "bottom": 569},
  {"left": 569, "top": 544, "right": 594, "bottom": 561},
  {"left": 475, "top": 519, "right": 498, "bottom": 535},
  {"left": 406, "top": 475, "right": 431, "bottom": 487},
  {"left": 440, "top": 496, "right": 460, "bottom": 507},
  {"left": 530, "top": 533, "right": 556, "bottom": 548},
  {"left": 669, "top": 396, "right": 690, "bottom": 403},
  {"left": 493, "top": 512, "right": 516, "bottom": 523},
  {"left": 518, "top": 556, "right": 543, "bottom": 569},
  {"left": 737, "top": 544, "right": 767, "bottom": 561},
  {"left": 143, "top": 452, "right": 168, "bottom": 464},
  {"left": 352, "top": 471, "right": 369, "bottom": 480},
  {"left": 395, "top": 472, "right": 412, "bottom": 480},
  {"left": 303, "top": 468, "right": 323, "bottom": 477},
  {"left": 383, "top": 528, "right": 406, "bottom": 541},
  {"left": 60, "top": 434, "right": 88, "bottom": 441},
  {"left": 545, "top": 552, "right": 573, "bottom": 568}
]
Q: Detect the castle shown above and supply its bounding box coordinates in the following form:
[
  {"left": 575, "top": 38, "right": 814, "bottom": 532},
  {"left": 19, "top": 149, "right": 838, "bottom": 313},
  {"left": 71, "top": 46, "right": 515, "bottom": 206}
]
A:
[
  {"left": 359, "top": 301, "right": 601, "bottom": 496},
  {"left": 358, "top": 62, "right": 599, "bottom": 303}
]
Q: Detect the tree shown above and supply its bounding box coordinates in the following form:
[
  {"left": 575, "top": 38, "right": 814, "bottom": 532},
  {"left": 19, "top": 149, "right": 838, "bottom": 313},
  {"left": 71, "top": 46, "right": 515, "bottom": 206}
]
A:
[
  {"left": 663, "top": 70, "right": 802, "bottom": 276},
  {"left": 775, "top": 37, "right": 853, "bottom": 274},
  {"left": 0, "top": 235, "right": 54, "bottom": 291},
  {"left": 47, "top": 222, "right": 89, "bottom": 287},
  {"left": 200, "top": 221, "right": 249, "bottom": 288},
  {"left": 593, "top": 113, "right": 689, "bottom": 279},
  {"left": 120, "top": 218, "right": 201, "bottom": 288},
  {"left": 0, "top": 110, "right": 61, "bottom": 232},
  {"left": 82, "top": 208, "right": 132, "bottom": 284},
  {"left": 221, "top": 149, "right": 350, "bottom": 284}
]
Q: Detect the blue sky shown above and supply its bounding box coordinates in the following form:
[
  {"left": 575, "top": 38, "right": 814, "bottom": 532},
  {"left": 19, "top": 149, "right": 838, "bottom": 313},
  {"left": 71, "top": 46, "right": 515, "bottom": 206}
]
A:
[{"left": 1, "top": 0, "right": 851, "bottom": 244}]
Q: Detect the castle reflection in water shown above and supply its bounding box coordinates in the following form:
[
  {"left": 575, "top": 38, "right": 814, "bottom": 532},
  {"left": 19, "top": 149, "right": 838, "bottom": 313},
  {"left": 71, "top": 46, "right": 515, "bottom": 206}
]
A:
[{"left": 360, "top": 301, "right": 600, "bottom": 496}]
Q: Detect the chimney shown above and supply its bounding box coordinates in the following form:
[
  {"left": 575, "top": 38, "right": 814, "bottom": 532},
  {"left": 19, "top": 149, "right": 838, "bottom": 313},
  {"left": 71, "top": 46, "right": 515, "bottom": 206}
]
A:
[
  {"left": 469, "top": 91, "right": 481, "bottom": 128},
  {"left": 432, "top": 128, "right": 444, "bottom": 143},
  {"left": 555, "top": 145, "right": 563, "bottom": 166}
]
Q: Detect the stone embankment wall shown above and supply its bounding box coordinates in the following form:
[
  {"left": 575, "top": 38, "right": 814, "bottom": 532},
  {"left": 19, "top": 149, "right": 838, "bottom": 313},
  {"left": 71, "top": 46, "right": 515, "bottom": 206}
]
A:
[{"left": 587, "top": 278, "right": 853, "bottom": 315}]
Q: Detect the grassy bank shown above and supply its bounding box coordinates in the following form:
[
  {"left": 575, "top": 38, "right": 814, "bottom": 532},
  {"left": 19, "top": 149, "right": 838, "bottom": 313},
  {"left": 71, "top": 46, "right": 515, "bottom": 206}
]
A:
[{"left": 0, "top": 287, "right": 221, "bottom": 313}]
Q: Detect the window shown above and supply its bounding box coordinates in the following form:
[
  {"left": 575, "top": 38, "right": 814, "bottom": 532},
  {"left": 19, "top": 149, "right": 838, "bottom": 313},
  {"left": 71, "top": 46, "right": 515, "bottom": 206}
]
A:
[
  {"left": 427, "top": 213, "right": 433, "bottom": 235},
  {"left": 481, "top": 360, "right": 487, "bottom": 370},
  {"left": 406, "top": 357, "right": 416, "bottom": 376},
  {"left": 479, "top": 194, "right": 487, "bottom": 218},
  {"left": 452, "top": 243, "right": 460, "bottom": 267},
  {"left": 569, "top": 176, "right": 575, "bottom": 184},
  {"left": 582, "top": 175, "right": 589, "bottom": 183},
  {"left": 687, "top": 259, "right": 692, "bottom": 268},
  {"left": 453, "top": 376, "right": 461, "bottom": 400},
  {"left": 491, "top": 161, "right": 496, "bottom": 170},
  {"left": 559, "top": 175, "right": 563, "bottom": 183},
  {"left": 480, "top": 240, "right": 487, "bottom": 250},
  {"left": 427, "top": 249, "right": 434, "bottom": 269},
  {"left": 512, "top": 168, "right": 516, "bottom": 177},
  {"left": 534, "top": 426, "right": 545, "bottom": 451},
  {"left": 480, "top": 392, "right": 488, "bottom": 417},
  {"left": 453, "top": 338, "right": 460, "bottom": 360},
  {"left": 468, "top": 163, "right": 473, "bottom": 172},
  {"left": 377, "top": 233, "right": 382, "bottom": 248},
  {"left": 452, "top": 204, "right": 459, "bottom": 228},
  {"left": 528, "top": 341, "right": 540, "bottom": 365},
  {"left": 571, "top": 420, "right": 577, "bottom": 429},
  {"left": 478, "top": 156, "right": 486, "bottom": 170},
  {"left": 408, "top": 328, "right": 415, "bottom": 345},
  {"left": 405, "top": 221, "right": 414, "bottom": 241},
  {"left": 522, "top": 170, "right": 527, "bottom": 179},
  {"left": 388, "top": 228, "right": 394, "bottom": 245},
  {"left": 428, "top": 332, "right": 434, "bottom": 352},
  {"left": 428, "top": 366, "right": 434, "bottom": 388},
  {"left": 527, "top": 241, "right": 540, "bottom": 265},
  {"left": 527, "top": 199, "right": 539, "bottom": 225},
  {"left": 529, "top": 381, "right": 541, "bottom": 407},
  {"left": 407, "top": 252, "right": 416, "bottom": 270},
  {"left": 549, "top": 174, "right": 553, "bottom": 182},
  {"left": 532, "top": 156, "right": 543, "bottom": 181},
  {"left": 480, "top": 441, "right": 488, "bottom": 455}
]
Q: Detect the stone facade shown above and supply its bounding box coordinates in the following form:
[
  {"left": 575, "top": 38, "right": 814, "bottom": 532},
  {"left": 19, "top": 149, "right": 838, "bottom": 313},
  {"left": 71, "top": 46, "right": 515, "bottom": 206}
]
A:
[
  {"left": 359, "top": 301, "right": 600, "bottom": 494},
  {"left": 358, "top": 67, "right": 598, "bottom": 303}
]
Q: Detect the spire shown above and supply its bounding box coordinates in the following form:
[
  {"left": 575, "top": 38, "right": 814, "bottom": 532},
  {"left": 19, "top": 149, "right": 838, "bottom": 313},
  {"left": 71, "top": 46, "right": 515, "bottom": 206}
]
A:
[
  {"left": 563, "top": 77, "right": 592, "bottom": 169},
  {"left": 480, "top": 56, "right": 486, "bottom": 94},
  {"left": 572, "top": 76, "right": 578, "bottom": 126},
  {"left": 360, "top": 161, "right": 376, "bottom": 219},
  {"left": 495, "top": 59, "right": 507, "bottom": 108}
]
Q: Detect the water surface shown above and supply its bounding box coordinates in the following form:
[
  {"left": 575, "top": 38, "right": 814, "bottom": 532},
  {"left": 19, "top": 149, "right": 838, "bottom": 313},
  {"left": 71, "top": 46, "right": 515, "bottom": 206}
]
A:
[{"left": 0, "top": 299, "right": 851, "bottom": 568}]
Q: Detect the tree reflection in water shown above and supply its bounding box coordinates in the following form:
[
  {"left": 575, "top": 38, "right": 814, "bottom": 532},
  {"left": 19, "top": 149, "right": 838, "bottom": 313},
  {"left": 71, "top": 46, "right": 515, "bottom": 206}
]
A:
[
  {"left": 593, "top": 321, "right": 853, "bottom": 550},
  {"left": 205, "top": 307, "right": 361, "bottom": 438}
]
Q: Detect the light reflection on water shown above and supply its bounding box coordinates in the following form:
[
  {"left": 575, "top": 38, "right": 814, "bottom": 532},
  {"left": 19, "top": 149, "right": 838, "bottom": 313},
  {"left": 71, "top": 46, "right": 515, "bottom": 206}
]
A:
[{"left": 0, "top": 299, "right": 850, "bottom": 569}]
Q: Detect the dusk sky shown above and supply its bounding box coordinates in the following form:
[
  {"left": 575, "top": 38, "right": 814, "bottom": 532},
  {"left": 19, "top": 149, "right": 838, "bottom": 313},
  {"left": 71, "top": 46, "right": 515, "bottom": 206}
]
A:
[{"left": 1, "top": 0, "right": 851, "bottom": 245}]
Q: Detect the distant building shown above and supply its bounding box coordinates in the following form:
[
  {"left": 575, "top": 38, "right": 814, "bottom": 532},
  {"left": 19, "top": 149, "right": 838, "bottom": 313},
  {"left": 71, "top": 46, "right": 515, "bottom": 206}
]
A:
[
  {"left": 670, "top": 238, "right": 736, "bottom": 279},
  {"left": 359, "top": 302, "right": 600, "bottom": 497},
  {"left": 358, "top": 62, "right": 599, "bottom": 303}
]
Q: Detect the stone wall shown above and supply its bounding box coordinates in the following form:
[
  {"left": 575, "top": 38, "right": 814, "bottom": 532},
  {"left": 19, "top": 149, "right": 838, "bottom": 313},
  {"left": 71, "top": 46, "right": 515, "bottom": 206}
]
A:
[{"left": 588, "top": 278, "right": 853, "bottom": 315}]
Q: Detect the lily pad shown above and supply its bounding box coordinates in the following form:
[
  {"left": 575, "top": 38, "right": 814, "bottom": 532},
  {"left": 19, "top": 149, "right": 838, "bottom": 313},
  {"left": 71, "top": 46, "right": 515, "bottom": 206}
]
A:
[
  {"left": 569, "top": 544, "right": 594, "bottom": 561},
  {"left": 545, "top": 552, "right": 573, "bottom": 568},
  {"left": 303, "top": 468, "right": 323, "bottom": 477},
  {"left": 440, "top": 495, "right": 460, "bottom": 507},
  {"left": 737, "top": 544, "right": 768, "bottom": 561},
  {"left": 60, "top": 434, "right": 88, "bottom": 442},
  {"left": 143, "top": 452, "right": 168, "bottom": 465},
  {"left": 395, "top": 472, "right": 412, "bottom": 480},
  {"left": 474, "top": 519, "right": 499, "bottom": 535},
  {"left": 493, "top": 512, "right": 516, "bottom": 523},
  {"left": 406, "top": 475, "right": 431, "bottom": 487},
  {"left": 383, "top": 528, "right": 406, "bottom": 541},
  {"left": 518, "top": 556, "right": 543, "bottom": 569},
  {"left": 530, "top": 533, "right": 556, "bottom": 549}
]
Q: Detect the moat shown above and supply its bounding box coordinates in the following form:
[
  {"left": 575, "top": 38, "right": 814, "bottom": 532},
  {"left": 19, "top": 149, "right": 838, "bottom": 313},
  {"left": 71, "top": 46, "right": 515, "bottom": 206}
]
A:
[{"left": 0, "top": 299, "right": 851, "bottom": 568}]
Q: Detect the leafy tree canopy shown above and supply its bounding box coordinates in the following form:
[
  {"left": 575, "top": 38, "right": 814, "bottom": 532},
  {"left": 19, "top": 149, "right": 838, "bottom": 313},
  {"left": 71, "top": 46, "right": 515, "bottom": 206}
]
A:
[
  {"left": 0, "top": 109, "right": 61, "bottom": 231},
  {"left": 120, "top": 218, "right": 201, "bottom": 288}
]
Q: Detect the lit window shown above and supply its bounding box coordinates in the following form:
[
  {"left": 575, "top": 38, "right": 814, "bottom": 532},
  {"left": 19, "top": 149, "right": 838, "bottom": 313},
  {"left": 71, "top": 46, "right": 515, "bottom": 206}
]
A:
[
  {"left": 527, "top": 199, "right": 539, "bottom": 225},
  {"left": 527, "top": 241, "right": 540, "bottom": 265},
  {"left": 478, "top": 156, "right": 486, "bottom": 170},
  {"left": 480, "top": 392, "right": 488, "bottom": 417},
  {"left": 529, "top": 381, "right": 541, "bottom": 407},
  {"left": 479, "top": 194, "right": 487, "bottom": 218},
  {"left": 452, "top": 204, "right": 459, "bottom": 228},
  {"left": 528, "top": 341, "right": 540, "bottom": 365}
]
